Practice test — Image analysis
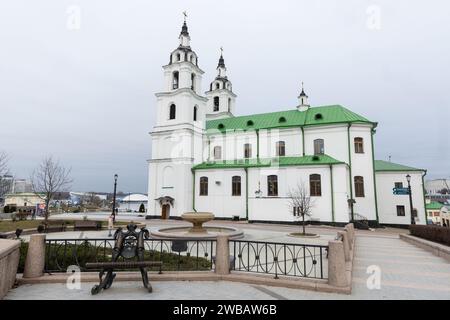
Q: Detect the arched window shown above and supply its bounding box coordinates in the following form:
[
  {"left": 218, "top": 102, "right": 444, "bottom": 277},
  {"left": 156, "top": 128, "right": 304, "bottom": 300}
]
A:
[
  {"left": 309, "top": 174, "right": 322, "bottom": 196},
  {"left": 244, "top": 143, "right": 252, "bottom": 158},
  {"left": 172, "top": 71, "right": 179, "bottom": 89},
  {"left": 193, "top": 106, "right": 198, "bottom": 121},
  {"left": 191, "top": 73, "right": 195, "bottom": 91},
  {"left": 199, "top": 177, "right": 208, "bottom": 196},
  {"left": 276, "top": 141, "right": 286, "bottom": 156},
  {"left": 176, "top": 53, "right": 181, "bottom": 61},
  {"left": 354, "top": 176, "right": 365, "bottom": 197},
  {"left": 232, "top": 176, "right": 241, "bottom": 196},
  {"left": 267, "top": 175, "right": 278, "bottom": 196},
  {"left": 213, "top": 96, "right": 220, "bottom": 111},
  {"left": 313, "top": 139, "right": 324, "bottom": 155},
  {"left": 169, "top": 104, "right": 176, "bottom": 120},
  {"left": 215, "top": 83, "right": 220, "bottom": 90},
  {"left": 213, "top": 146, "right": 222, "bottom": 160},
  {"left": 228, "top": 98, "right": 231, "bottom": 112},
  {"left": 354, "top": 137, "right": 364, "bottom": 153}
]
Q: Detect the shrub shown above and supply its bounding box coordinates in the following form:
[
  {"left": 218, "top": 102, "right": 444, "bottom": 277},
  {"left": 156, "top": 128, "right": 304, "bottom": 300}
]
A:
[{"left": 409, "top": 225, "right": 450, "bottom": 246}]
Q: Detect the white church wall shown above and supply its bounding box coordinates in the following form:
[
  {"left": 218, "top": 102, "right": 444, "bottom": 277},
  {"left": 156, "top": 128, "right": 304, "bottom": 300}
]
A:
[
  {"left": 258, "top": 128, "right": 302, "bottom": 158},
  {"left": 303, "top": 125, "right": 348, "bottom": 160},
  {"left": 376, "top": 171, "right": 426, "bottom": 225},
  {"left": 194, "top": 169, "right": 246, "bottom": 218},
  {"left": 349, "top": 125, "right": 377, "bottom": 221},
  {"left": 247, "top": 166, "right": 334, "bottom": 222},
  {"left": 332, "top": 164, "right": 352, "bottom": 223}
]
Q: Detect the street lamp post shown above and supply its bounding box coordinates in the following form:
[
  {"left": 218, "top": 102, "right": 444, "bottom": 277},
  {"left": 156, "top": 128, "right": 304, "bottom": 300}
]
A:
[
  {"left": 112, "top": 174, "right": 118, "bottom": 223},
  {"left": 406, "top": 174, "right": 415, "bottom": 225}
]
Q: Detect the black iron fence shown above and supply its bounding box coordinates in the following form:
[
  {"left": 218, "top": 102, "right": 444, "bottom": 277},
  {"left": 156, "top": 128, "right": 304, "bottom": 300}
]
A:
[
  {"left": 230, "top": 240, "right": 328, "bottom": 279},
  {"left": 44, "top": 238, "right": 215, "bottom": 273}
]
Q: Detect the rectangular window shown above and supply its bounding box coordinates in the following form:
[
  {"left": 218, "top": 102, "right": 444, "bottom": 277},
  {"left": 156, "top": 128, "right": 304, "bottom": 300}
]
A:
[
  {"left": 244, "top": 143, "right": 252, "bottom": 158},
  {"left": 354, "top": 137, "right": 364, "bottom": 153},
  {"left": 276, "top": 141, "right": 285, "bottom": 156},
  {"left": 396, "top": 205, "right": 405, "bottom": 216},
  {"left": 309, "top": 174, "right": 322, "bottom": 196},
  {"left": 232, "top": 176, "right": 241, "bottom": 196},
  {"left": 313, "top": 139, "right": 324, "bottom": 155},
  {"left": 354, "top": 176, "right": 365, "bottom": 197},
  {"left": 394, "top": 182, "right": 403, "bottom": 188},
  {"left": 199, "top": 177, "right": 208, "bottom": 196},
  {"left": 267, "top": 175, "right": 278, "bottom": 197}
]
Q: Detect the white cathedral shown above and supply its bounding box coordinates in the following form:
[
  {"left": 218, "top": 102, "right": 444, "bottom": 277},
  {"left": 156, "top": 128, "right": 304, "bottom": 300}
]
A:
[{"left": 147, "top": 19, "right": 428, "bottom": 227}]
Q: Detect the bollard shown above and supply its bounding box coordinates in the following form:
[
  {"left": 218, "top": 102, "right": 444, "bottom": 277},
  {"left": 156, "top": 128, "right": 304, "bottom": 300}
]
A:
[
  {"left": 23, "top": 234, "right": 46, "bottom": 278},
  {"left": 338, "top": 231, "right": 351, "bottom": 262},
  {"left": 215, "top": 235, "right": 230, "bottom": 275},
  {"left": 328, "top": 240, "right": 347, "bottom": 287}
]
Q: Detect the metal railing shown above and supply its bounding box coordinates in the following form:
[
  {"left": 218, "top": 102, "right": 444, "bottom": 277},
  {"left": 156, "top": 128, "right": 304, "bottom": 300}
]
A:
[
  {"left": 230, "top": 240, "right": 328, "bottom": 279},
  {"left": 44, "top": 238, "right": 215, "bottom": 273}
]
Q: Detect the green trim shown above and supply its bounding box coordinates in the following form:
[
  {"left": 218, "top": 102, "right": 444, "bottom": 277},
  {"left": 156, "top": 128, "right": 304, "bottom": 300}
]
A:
[
  {"left": 347, "top": 124, "right": 354, "bottom": 220},
  {"left": 330, "top": 164, "right": 335, "bottom": 223},
  {"left": 192, "top": 154, "right": 345, "bottom": 170},
  {"left": 301, "top": 127, "right": 305, "bottom": 156},
  {"left": 245, "top": 168, "right": 249, "bottom": 220},
  {"left": 371, "top": 129, "right": 379, "bottom": 223},
  {"left": 422, "top": 171, "right": 428, "bottom": 224},
  {"left": 191, "top": 169, "right": 196, "bottom": 212}
]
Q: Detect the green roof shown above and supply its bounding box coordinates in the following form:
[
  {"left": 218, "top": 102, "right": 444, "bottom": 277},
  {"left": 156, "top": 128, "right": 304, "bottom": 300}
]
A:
[
  {"left": 206, "top": 105, "right": 376, "bottom": 132},
  {"left": 426, "top": 201, "right": 444, "bottom": 210},
  {"left": 374, "top": 160, "right": 425, "bottom": 172},
  {"left": 193, "top": 154, "right": 345, "bottom": 170}
]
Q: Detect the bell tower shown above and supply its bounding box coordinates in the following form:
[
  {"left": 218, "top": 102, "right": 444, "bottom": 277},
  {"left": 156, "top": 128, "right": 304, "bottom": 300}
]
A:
[
  {"left": 148, "top": 14, "right": 207, "bottom": 219},
  {"left": 205, "top": 48, "right": 237, "bottom": 119}
]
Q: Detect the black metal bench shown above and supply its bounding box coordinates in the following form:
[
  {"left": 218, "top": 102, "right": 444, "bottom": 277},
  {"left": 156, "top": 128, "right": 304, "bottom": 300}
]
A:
[
  {"left": 85, "top": 224, "right": 162, "bottom": 295},
  {"left": 43, "top": 221, "right": 66, "bottom": 233}
]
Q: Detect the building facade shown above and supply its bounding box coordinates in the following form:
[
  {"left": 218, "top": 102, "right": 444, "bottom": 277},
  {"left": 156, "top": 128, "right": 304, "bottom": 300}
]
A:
[{"left": 147, "top": 19, "right": 427, "bottom": 227}]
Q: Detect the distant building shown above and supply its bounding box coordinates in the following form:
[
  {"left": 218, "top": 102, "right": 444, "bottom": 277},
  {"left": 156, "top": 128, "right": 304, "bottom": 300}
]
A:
[
  {"left": 425, "top": 200, "right": 445, "bottom": 224},
  {"left": 425, "top": 179, "right": 450, "bottom": 202},
  {"left": 4, "top": 192, "right": 46, "bottom": 213},
  {"left": 119, "top": 194, "right": 148, "bottom": 213}
]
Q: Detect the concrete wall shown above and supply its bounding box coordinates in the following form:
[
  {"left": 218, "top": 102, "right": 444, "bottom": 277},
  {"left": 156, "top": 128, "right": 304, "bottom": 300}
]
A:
[{"left": 0, "top": 239, "right": 20, "bottom": 299}]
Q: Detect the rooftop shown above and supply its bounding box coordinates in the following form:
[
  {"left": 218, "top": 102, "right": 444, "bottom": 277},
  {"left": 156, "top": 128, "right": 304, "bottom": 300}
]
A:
[
  {"left": 374, "top": 160, "right": 425, "bottom": 172},
  {"left": 206, "top": 105, "right": 376, "bottom": 132},
  {"left": 426, "top": 201, "right": 444, "bottom": 210}
]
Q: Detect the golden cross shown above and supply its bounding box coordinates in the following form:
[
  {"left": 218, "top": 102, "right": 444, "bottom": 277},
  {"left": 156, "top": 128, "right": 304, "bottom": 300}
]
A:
[
  {"left": 183, "top": 11, "right": 187, "bottom": 22},
  {"left": 220, "top": 47, "right": 223, "bottom": 55}
]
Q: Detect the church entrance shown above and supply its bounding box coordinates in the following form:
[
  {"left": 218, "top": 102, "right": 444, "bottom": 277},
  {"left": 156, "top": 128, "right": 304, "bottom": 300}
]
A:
[{"left": 161, "top": 204, "right": 170, "bottom": 219}]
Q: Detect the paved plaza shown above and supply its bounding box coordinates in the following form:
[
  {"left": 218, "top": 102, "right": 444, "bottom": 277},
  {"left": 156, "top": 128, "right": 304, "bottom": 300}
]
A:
[{"left": 6, "top": 216, "right": 450, "bottom": 300}]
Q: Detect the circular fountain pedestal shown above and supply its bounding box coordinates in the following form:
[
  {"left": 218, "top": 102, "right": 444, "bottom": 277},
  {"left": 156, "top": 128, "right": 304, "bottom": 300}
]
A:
[
  {"left": 181, "top": 212, "right": 214, "bottom": 233},
  {"left": 151, "top": 212, "right": 244, "bottom": 239}
]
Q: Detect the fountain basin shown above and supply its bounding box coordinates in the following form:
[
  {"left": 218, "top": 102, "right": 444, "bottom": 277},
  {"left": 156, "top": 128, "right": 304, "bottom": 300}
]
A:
[
  {"left": 181, "top": 212, "right": 214, "bottom": 233},
  {"left": 151, "top": 211, "right": 244, "bottom": 239}
]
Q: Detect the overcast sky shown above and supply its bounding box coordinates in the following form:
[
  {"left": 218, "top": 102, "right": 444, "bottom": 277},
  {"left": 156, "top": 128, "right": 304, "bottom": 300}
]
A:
[{"left": 0, "top": 0, "right": 449, "bottom": 193}]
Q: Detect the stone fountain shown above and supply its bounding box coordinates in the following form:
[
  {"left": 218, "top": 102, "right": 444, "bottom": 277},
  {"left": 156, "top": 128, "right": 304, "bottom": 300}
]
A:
[{"left": 150, "top": 212, "right": 244, "bottom": 239}]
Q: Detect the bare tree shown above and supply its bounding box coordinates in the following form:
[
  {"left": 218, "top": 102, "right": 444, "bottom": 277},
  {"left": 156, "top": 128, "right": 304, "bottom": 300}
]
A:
[
  {"left": 30, "top": 156, "right": 73, "bottom": 222},
  {"left": 287, "top": 183, "right": 314, "bottom": 235}
]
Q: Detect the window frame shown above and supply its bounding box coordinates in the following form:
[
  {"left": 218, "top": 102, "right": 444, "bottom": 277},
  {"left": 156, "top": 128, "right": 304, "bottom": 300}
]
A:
[
  {"left": 309, "top": 174, "right": 322, "bottom": 197},
  {"left": 396, "top": 205, "right": 405, "bottom": 216},
  {"left": 169, "top": 104, "right": 176, "bottom": 120},
  {"left": 313, "top": 139, "right": 324, "bottom": 155},
  {"left": 354, "top": 137, "right": 364, "bottom": 153},
  {"left": 199, "top": 177, "right": 208, "bottom": 196},
  {"left": 213, "top": 146, "right": 222, "bottom": 160},
  {"left": 244, "top": 143, "right": 252, "bottom": 158},
  {"left": 267, "top": 175, "right": 278, "bottom": 197},
  {"left": 276, "top": 141, "right": 286, "bottom": 156},
  {"left": 354, "top": 176, "right": 365, "bottom": 197},
  {"left": 232, "top": 176, "right": 241, "bottom": 196}
]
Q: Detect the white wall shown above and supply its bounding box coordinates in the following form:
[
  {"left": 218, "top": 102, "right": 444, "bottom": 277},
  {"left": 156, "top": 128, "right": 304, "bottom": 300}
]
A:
[
  {"left": 194, "top": 169, "right": 246, "bottom": 218},
  {"left": 376, "top": 171, "right": 426, "bottom": 225}
]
